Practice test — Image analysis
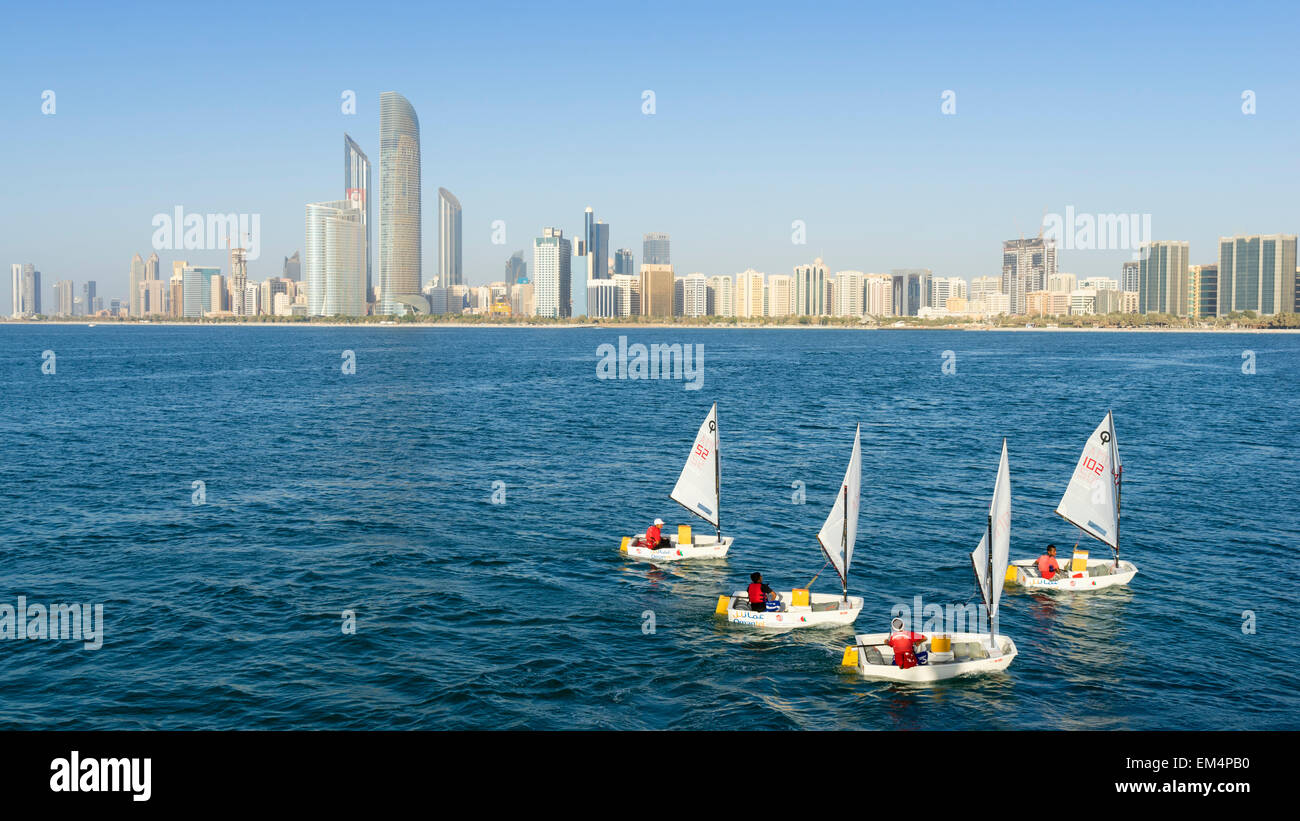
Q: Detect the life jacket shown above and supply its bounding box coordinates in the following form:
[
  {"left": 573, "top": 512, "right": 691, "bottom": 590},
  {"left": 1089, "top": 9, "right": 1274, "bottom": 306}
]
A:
[
  {"left": 646, "top": 525, "right": 662, "bottom": 545},
  {"left": 748, "top": 582, "right": 765, "bottom": 604},
  {"left": 887, "top": 631, "right": 925, "bottom": 669},
  {"left": 1037, "top": 555, "right": 1059, "bottom": 579}
]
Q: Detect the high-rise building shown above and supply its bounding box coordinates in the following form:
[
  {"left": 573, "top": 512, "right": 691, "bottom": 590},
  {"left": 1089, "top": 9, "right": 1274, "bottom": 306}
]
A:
[
  {"left": 1216, "top": 234, "right": 1297, "bottom": 316},
  {"left": 170, "top": 262, "right": 187, "bottom": 319},
  {"left": 793, "top": 259, "right": 828, "bottom": 316},
  {"left": 54, "top": 280, "right": 74, "bottom": 316},
  {"left": 139, "top": 278, "right": 166, "bottom": 315},
  {"left": 1188, "top": 264, "right": 1217, "bottom": 318},
  {"left": 707, "top": 275, "right": 733, "bottom": 317},
  {"left": 767, "top": 274, "right": 794, "bottom": 317},
  {"left": 614, "top": 248, "right": 634, "bottom": 276},
  {"left": 129, "top": 254, "right": 145, "bottom": 317},
  {"left": 1121, "top": 260, "right": 1141, "bottom": 293},
  {"left": 22, "top": 264, "right": 40, "bottom": 315},
  {"left": 680, "top": 274, "right": 708, "bottom": 318},
  {"left": 344, "top": 134, "right": 372, "bottom": 301},
  {"left": 734, "top": 270, "right": 764, "bottom": 318},
  {"left": 228, "top": 246, "right": 247, "bottom": 316},
  {"left": 438, "top": 187, "right": 463, "bottom": 288},
  {"left": 1047, "top": 273, "right": 1077, "bottom": 293},
  {"left": 834, "top": 271, "right": 865, "bottom": 316},
  {"left": 931, "top": 276, "right": 968, "bottom": 307},
  {"left": 891, "top": 269, "right": 932, "bottom": 317},
  {"left": 83, "top": 281, "right": 96, "bottom": 316},
  {"left": 283, "top": 251, "right": 301, "bottom": 282},
  {"left": 379, "top": 91, "right": 424, "bottom": 314},
  {"left": 1001, "top": 238, "right": 1057, "bottom": 315},
  {"left": 864, "top": 273, "right": 894, "bottom": 316},
  {"left": 182, "top": 266, "right": 218, "bottom": 318},
  {"left": 970, "top": 275, "right": 1001, "bottom": 301},
  {"left": 505, "top": 251, "right": 527, "bottom": 283},
  {"left": 145, "top": 251, "right": 160, "bottom": 283},
  {"left": 588, "top": 220, "right": 610, "bottom": 280},
  {"left": 305, "top": 199, "right": 367, "bottom": 317},
  {"left": 9, "top": 264, "right": 21, "bottom": 318},
  {"left": 1138, "top": 240, "right": 1189, "bottom": 315},
  {"left": 533, "top": 227, "right": 571, "bottom": 319},
  {"left": 640, "top": 264, "right": 675, "bottom": 317},
  {"left": 643, "top": 233, "right": 670, "bottom": 266}
]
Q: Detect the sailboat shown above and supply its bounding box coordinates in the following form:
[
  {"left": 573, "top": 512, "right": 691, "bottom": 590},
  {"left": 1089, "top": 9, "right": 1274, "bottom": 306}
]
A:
[
  {"left": 845, "top": 439, "right": 1018, "bottom": 681},
  {"left": 716, "top": 425, "right": 864, "bottom": 628},
  {"left": 619, "top": 403, "right": 733, "bottom": 561},
  {"left": 1008, "top": 411, "right": 1138, "bottom": 590}
]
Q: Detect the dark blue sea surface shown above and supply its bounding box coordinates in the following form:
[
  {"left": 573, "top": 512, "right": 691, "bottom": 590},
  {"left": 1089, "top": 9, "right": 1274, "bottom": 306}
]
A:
[{"left": 0, "top": 325, "right": 1297, "bottom": 730}]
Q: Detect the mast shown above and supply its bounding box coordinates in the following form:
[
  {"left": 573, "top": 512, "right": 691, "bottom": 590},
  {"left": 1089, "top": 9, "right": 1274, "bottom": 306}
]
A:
[
  {"left": 986, "top": 509, "right": 995, "bottom": 642},
  {"left": 1111, "top": 410, "right": 1121, "bottom": 569},
  {"left": 840, "top": 484, "right": 849, "bottom": 602},
  {"left": 714, "top": 403, "right": 722, "bottom": 540}
]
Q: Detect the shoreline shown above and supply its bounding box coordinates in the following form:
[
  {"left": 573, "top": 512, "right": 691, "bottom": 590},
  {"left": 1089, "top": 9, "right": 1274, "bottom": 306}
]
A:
[{"left": 1, "top": 320, "right": 1296, "bottom": 333}]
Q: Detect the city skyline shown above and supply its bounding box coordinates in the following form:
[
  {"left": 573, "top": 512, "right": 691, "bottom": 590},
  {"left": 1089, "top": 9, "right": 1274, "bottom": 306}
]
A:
[{"left": 3, "top": 2, "right": 1299, "bottom": 312}]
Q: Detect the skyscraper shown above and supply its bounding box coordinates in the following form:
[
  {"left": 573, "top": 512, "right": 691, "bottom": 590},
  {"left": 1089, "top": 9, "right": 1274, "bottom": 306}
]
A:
[
  {"left": 584, "top": 209, "right": 609, "bottom": 280},
  {"left": 1121, "top": 260, "right": 1140, "bottom": 293},
  {"left": 793, "top": 259, "right": 829, "bottom": 316},
  {"left": 305, "top": 200, "right": 367, "bottom": 317},
  {"left": 182, "top": 266, "right": 218, "bottom": 318},
  {"left": 438, "top": 187, "right": 463, "bottom": 288},
  {"left": 533, "top": 227, "right": 571, "bottom": 319},
  {"left": 283, "top": 251, "right": 301, "bottom": 282},
  {"left": 640, "top": 264, "right": 675, "bottom": 316},
  {"left": 54, "top": 280, "right": 74, "bottom": 316},
  {"left": 83, "top": 281, "right": 96, "bottom": 316},
  {"left": 379, "top": 91, "right": 424, "bottom": 314},
  {"left": 1138, "top": 240, "right": 1189, "bottom": 315},
  {"left": 505, "top": 251, "right": 527, "bottom": 283},
  {"left": 614, "top": 248, "right": 634, "bottom": 275},
  {"left": 344, "top": 134, "right": 372, "bottom": 301},
  {"left": 228, "top": 246, "right": 247, "bottom": 316},
  {"left": 643, "top": 232, "right": 670, "bottom": 266},
  {"left": 129, "top": 254, "right": 145, "bottom": 317},
  {"left": 1216, "top": 234, "right": 1297, "bottom": 316},
  {"left": 1001, "top": 238, "right": 1057, "bottom": 315},
  {"left": 9, "top": 264, "right": 20, "bottom": 318},
  {"left": 22, "top": 264, "right": 40, "bottom": 315},
  {"left": 891, "top": 269, "right": 933, "bottom": 317}
]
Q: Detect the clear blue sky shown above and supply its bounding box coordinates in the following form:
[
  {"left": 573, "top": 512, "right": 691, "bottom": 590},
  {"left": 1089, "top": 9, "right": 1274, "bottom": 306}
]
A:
[{"left": 3, "top": 0, "right": 1297, "bottom": 309}]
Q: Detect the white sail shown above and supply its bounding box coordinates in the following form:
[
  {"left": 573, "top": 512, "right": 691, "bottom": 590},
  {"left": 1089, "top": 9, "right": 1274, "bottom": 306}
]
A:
[
  {"left": 816, "top": 424, "right": 861, "bottom": 587},
  {"left": 971, "top": 439, "right": 1011, "bottom": 624},
  {"left": 670, "top": 403, "right": 719, "bottom": 527},
  {"left": 1055, "top": 411, "right": 1121, "bottom": 550}
]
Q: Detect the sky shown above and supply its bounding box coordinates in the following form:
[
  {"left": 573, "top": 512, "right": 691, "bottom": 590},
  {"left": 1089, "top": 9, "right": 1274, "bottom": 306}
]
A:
[{"left": 3, "top": 0, "right": 1298, "bottom": 311}]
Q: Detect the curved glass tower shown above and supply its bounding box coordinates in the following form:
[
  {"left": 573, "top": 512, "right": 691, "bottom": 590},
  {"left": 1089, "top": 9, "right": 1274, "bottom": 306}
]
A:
[
  {"left": 379, "top": 92, "right": 424, "bottom": 314},
  {"left": 343, "top": 134, "right": 371, "bottom": 302}
]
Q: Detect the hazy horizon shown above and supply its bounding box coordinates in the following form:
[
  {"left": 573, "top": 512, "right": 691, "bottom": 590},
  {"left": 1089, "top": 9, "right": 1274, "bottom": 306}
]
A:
[{"left": 4, "top": 0, "right": 1297, "bottom": 309}]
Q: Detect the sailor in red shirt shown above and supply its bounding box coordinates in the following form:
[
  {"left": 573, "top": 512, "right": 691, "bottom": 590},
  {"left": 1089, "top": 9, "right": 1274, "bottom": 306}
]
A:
[
  {"left": 1036, "top": 544, "right": 1062, "bottom": 580},
  {"left": 642, "top": 518, "right": 668, "bottom": 549},
  {"left": 886, "top": 617, "right": 927, "bottom": 669}
]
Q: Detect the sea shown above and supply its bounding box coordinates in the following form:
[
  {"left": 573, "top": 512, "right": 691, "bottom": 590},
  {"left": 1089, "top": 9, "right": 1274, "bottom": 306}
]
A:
[{"left": 0, "top": 324, "right": 1296, "bottom": 730}]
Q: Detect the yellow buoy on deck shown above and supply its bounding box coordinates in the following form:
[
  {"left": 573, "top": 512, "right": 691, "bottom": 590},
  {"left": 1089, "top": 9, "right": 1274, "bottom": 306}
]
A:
[
  {"left": 931, "top": 635, "right": 952, "bottom": 653},
  {"left": 791, "top": 588, "right": 810, "bottom": 607}
]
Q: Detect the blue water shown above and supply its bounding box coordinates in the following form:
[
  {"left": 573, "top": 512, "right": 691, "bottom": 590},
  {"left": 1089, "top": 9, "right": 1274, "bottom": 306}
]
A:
[{"left": 0, "top": 325, "right": 1296, "bottom": 730}]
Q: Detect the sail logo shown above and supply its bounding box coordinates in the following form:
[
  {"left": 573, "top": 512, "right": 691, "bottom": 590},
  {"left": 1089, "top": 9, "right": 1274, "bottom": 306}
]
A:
[
  {"left": 595, "top": 336, "right": 704, "bottom": 390},
  {"left": 50, "top": 751, "right": 151, "bottom": 801}
]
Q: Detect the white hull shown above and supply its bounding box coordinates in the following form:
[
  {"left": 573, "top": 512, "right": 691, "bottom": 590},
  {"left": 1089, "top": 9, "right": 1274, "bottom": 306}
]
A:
[
  {"left": 1008, "top": 558, "right": 1137, "bottom": 591},
  {"left": 621, "top": 534, "right": 732, "bottom": 562},
  {"left": 722, "top": 591, "right": 863, "bottom": 629},
  {"left": 848, "top": 631, "right": 1017, "bottom": 682}
]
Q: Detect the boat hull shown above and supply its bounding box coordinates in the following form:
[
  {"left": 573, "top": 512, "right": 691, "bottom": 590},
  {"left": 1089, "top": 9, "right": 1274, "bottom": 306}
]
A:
[
  {"left": 621, "top": 534, "right": 732, "bottom": 562},
  {"left": 849, "top": 632, "right": 1017, "bottom": 682},
  {"left": 1008, "top": 558, "right": 1137, "bottom": 591},
  {"left": 722, "top": 591, "right": 863, "bottom": 628}
]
